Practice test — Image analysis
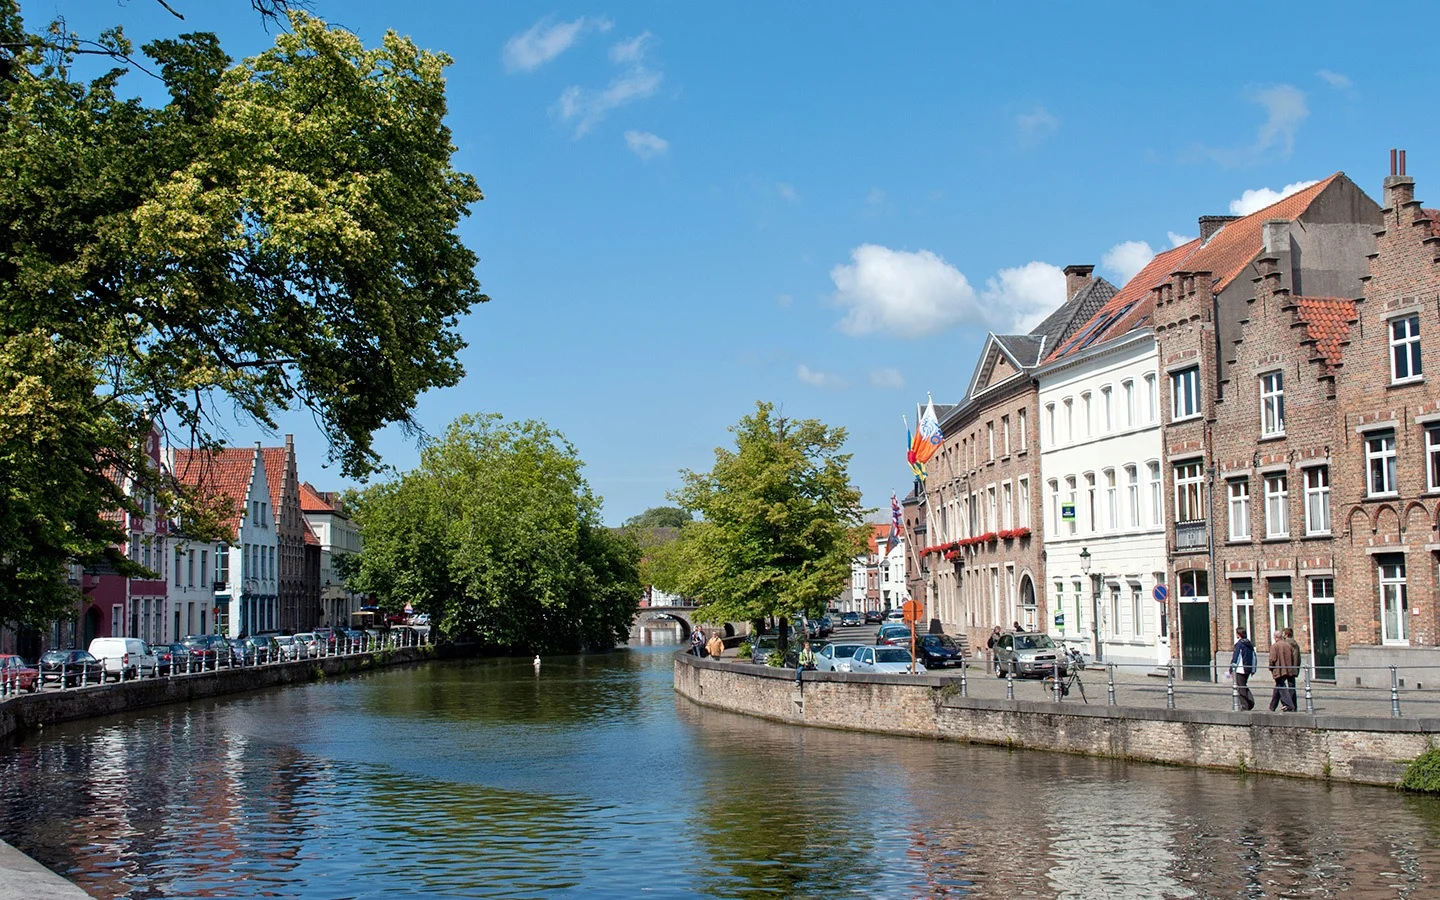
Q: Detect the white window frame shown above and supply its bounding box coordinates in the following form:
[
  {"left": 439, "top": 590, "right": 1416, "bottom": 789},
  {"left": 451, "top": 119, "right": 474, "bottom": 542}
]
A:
[
  {"left": 1063, "top": 397, "right": 1074, "bottom": 444},
  {"left": 1130, "top": 583, "right": 1143, "bottom": 638},
  {"left": 1260, "top": 371, "right": 1285, "bottom": 437},
  {"left": 1427, "top": 426, "right": 1440, "bottom": 492},
  {"left": 1048, "top": 479, "right": 1060, "bottom": 534},
  {"left": 1081, "top": 391, "right": 1093, "bottom": 438},
  {"left": 1002, "top": 481, "right": 1013, "bottom": 529},
  {"left": 1125, "top": 464, "right": 1140, "bottom": 528},
  {"left": 1065, "top": 476, "right": 1077, "bottom": 535},
  {"left": 1145, "top": 373, "right": 1158, "bottom": 424},
  {"left": 1084, "top": 472, "right": 1097, "bottom": 532},
  {"left": 1264, "top": 473, "right": 1289, "bottom": 538},
  {"left": 1390, "top": 314, "right": 1423, "bottom": 384},
  {"left": 1148, "top": 461, "right": 1162, "bottom": 526},
  {"left": 1175, "top": 461, "right": 1205, "bottom": 523},
  {"left": 1101, "top": 385, "right": 1113, "bottom": 433},
  {"left": 1269, "top": 579, "right": 1294, "bottom": 634},
  {"left": 1018, "top": 477, "right": 1030, "bottom": 528},
  {"left": 1018, "top": 408, "right": 1028, "bottom": 451},
  {"left": 1232, "top": 582, "right": 1255, "bottom": 640},
  {"left": 1380, "top": 558, "right": 1409, "bottom": 645},
  {"left": 1122, "top": 379, "right": 1135, "bottom": 429},
  {"left": 1228, "top": 478, "right": 1251, "bottom": 540},
  {"left": 1045, "top": 403, "right": 1055, "bottom": 447},
  {"left": 1304, "top": 466, "right": 1331, "bottom": 535},
  {"left": 987, "top": 421, "right": 995, "bottom": 461},
  {"left": 1104, "top": 468, "right": 1118, "bottom": 532},
  {"left": 1171, "top": 367, "right": 1201, "bottom": 421},
  {"left": 1366, "top": 431, "right": 1398, "bottom": 497},
  {"left": 1001, "top": 415, "right": 1010, "bottom": 456}
]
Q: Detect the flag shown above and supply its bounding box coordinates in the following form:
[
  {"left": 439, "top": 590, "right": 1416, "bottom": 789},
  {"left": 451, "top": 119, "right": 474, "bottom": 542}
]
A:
[
  {"left": 915, "top": 396, "right": 944, "bottom": 466},
  {"left": 905, "top": 414, "right": 926, "bottom": 479},
  {"left": 888, "top": 492, "right": 904, "bottom": 551}
]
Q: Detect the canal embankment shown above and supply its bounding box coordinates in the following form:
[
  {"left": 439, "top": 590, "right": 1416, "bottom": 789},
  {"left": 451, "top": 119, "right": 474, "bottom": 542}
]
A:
[
  {"left": 0, "top": 645, "right": 435, "bottom": 743},
  {"left": 673, "top": 650, "right": 1439, "bottom": 786}
]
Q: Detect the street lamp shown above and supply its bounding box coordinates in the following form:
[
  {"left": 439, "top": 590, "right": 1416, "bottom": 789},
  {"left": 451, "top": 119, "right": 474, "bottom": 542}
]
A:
[
  {"left": 1078, "top": 548, "right": 1102, "bottom": 663},
  {"left": 1078, "top": 548, "right": 1091, "bottom": 575}
]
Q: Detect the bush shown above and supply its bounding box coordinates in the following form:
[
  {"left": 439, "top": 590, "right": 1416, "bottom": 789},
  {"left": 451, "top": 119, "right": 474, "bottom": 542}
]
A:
[
  {"left": 736, "top": 643, "right": 752, "bottom": 659},
  {"left": 1400, "top": 747, "right": 1440, "bottom": 793}
]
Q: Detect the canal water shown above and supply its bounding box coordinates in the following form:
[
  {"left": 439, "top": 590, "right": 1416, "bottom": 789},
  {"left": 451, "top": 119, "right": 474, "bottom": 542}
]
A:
[{"left": 3, "top": 645, "right": 1439, "bottom": 899}]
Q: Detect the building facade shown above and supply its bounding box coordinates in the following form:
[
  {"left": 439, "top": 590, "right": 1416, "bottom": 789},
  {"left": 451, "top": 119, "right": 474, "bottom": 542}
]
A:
[
  {"left": 299, "top": 482, "right": 364, "bottom": 628},
  {"left": 261, "top": 436, "right": 310, "bottom": 633}
]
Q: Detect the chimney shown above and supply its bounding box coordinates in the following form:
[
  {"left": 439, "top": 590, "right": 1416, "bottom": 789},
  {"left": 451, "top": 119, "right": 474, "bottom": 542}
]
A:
[
  {"left": 1063, "top": 264, "right": 1095, "bottom": 298},
  {"left": 1262, "top": 219, "right": 1290, "bottom": 255},
  {"left": 1385, "top": 147, "right": 1415, "bottom": 208},
  {"left": 285, "top": 433, "right": 294, "bottom": 448},
  {"left": 1198, "top": 215, "right": 1241, "bottom": 243}
]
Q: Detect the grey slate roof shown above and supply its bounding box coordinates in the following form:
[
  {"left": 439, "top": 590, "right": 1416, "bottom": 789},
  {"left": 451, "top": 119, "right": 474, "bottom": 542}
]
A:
[
  {"left": 1028, "top": 277, "right": 1118, "bottom": 348},
  {"left": 992, "top": 334, "right": 1045, "bottom": 368}
]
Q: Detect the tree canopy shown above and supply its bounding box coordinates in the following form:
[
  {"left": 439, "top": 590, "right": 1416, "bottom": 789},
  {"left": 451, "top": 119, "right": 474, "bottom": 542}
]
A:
[
  {"left": 345, "top": 415, "right": 641, "bottom": 653},
  {"left": 624, "top": 506, "right": 692, "bottom": 529},
  {"left": 647, "top": 402, "right": 868, "bottom": 628},
  {"left": 0, "top": 4, "right": 484, "bottom": 625}
]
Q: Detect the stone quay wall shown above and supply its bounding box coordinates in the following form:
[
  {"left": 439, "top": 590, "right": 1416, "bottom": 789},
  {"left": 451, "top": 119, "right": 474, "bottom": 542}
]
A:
[
  {"left": 674, "top": 652, "right": 1436, "bottom": 786},
  {"left": 0, "top": 646, "right": 433, "bottom": 743}
]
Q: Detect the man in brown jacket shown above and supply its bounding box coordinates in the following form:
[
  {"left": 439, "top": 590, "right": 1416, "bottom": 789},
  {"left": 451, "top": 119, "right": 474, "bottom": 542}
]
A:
[{"left": 1268, "top": 630, "right": 1299, "bottom": 712}]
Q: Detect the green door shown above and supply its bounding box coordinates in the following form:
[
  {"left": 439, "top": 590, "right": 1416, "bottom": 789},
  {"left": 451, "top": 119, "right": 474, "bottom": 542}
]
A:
[
  {"left": 1180, "top": 602, "right": 1211, "bottom": 682},
  {"left": 1311, "top": 603, "right": 1337, "bottom": 681}
]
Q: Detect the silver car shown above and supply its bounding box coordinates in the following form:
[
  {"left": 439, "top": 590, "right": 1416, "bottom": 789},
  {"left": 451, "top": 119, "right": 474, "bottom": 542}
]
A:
[
  {"left": 816, "top": 643, "right": 865, "bottom": 672},
  {"left": 849, "top": 646, "right": 927, "bottom": 674},
  {"left": 993, "top": 632, "right": 1067, "bottom": 677}
]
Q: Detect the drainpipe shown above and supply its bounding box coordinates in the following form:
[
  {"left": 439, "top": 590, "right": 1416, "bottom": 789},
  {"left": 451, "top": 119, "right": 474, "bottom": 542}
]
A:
[{"left": 1208, "top": 288, "right": 1223, "bottom": 683}]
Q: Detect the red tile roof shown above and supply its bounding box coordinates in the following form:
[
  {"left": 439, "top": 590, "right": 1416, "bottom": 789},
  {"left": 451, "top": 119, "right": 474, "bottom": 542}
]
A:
[
  {"left": 1187, "top": 175, "right": 1339, "bottom": 291},
  {"left": 868, "top": 523, "right": 892, "bottom": 553},
  {"left": 299, "top": 481, "right": 334, "bottom": 513},
  {"left": 1045, "top": 239, "right": 1199, "bottom": 363},
  {"left": 170, "top": 448, "right": 256, "bottom": 538},
  {"left": 302, "top": 523, "right": 320, "bottom": 546},
  {"left": 1293, "top": 296, "right": 1357, "bottom": 373},
  {"left": 259, "top": 447, "right": 290, "bottom": 521}
]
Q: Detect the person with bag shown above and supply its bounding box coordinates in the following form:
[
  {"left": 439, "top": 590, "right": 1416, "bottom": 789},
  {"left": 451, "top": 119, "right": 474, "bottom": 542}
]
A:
[
  {"left": 1229, "top": 626, "right": 1257, "bottom": 711},
  {"left": 1268, "top": 629, "right": 1299, "bottom": 712}
]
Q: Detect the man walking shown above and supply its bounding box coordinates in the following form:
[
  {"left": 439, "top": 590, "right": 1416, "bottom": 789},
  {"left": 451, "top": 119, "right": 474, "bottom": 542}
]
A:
[
  {"left": 1268, "top": 630, "right": 1299, "bottom": 712},
  {"left": 1229, "top": 627, "right": 1257, "bottom": 711},
  {"left": 987, "top": 625, "right": 1003, "bottom": 674}
]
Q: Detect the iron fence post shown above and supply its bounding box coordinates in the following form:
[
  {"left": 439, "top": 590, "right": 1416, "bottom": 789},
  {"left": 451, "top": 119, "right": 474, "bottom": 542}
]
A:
[
  {"left": 960, "top": 660, "right": 968, "bottom": 698},
  {"left": 1166, "top": 665, "right": 1175, "bottom": 710},
  {"left": 1053, "top": 657, "right": 1061, "bottom": 702},
  {"left": 1391, "top": 665, "right": 1402, "bottom": 718},
  {"left": 1006, "top": 669, "right": 1014, "bottom": 701},
  {"left": 1108, "top": 664, "right": 1117, "bottom": 706},
  {"left": 1231, "top": 676, "right": 1238, "bottom": 712},
  {"left": 1304, "top": 668, "right": 1314, "bottom": 715}
]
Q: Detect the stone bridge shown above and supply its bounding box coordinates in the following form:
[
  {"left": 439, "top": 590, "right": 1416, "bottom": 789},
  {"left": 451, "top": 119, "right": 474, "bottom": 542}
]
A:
[{"left": 629, "top": 606, "right": 749, "bottom": 643}]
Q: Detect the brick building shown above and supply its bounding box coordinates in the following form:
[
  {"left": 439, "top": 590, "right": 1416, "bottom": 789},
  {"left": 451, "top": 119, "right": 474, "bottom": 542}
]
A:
[{"left": 260, "top": 436, "right": 310, "bottom": 633}]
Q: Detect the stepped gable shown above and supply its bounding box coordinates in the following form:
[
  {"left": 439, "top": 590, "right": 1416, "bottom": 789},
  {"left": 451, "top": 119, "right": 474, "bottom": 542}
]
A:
[
  {"left": 259, "top": 447, "right": 290, "bottom": 520},
  {"left": 1045, "top": 240, "right": 1199, "bottom": 364},
  {"left": 171, "top": 447, "right": 256, "bottom": 537},
  {"left": 1423, "top": 208, "right": 1440, "bottom": 237},
  {"left": 1292, "top": 295, "right": 1357, "bottom": 374}
]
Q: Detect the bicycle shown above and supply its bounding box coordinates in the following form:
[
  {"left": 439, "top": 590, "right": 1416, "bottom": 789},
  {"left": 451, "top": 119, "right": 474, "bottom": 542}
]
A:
[{"left": 1041, "top": 647, "right": 1088, "bottom": 703}]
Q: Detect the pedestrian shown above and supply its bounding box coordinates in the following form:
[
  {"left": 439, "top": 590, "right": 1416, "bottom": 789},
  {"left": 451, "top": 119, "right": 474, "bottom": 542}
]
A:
[
  {"left": 987, "top": 625, "right": 1003, "bottom": 673},
  {"left": 1229, "top": 626, "right": 1257, "bottom": 711},
  {"left": 799, "top": 641, "right": 816, "bottom": 671},
  {"left": 706, "top": 632, "right": 724, "bottom": 659},
  {"left": 1283, "top": 626, "right": 1302, "bottom": 661},
  {"left": 1012, "top": 620, "right": 1024, "bottom": 633},
  {"left": 1268, "top": 630, "right": 1299, "bottom": 712},
  {"left": 690, "top": 627, "right": 705, "bottom": 657}
]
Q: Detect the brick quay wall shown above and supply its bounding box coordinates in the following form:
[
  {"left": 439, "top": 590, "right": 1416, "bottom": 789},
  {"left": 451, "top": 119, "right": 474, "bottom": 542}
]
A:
[{"left": 673, "top": 652, "right": 1436, "bottom": 787}]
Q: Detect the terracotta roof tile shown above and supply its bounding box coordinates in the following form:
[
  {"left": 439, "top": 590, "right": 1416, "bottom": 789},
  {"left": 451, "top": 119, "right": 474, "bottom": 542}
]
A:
[
  {"left": 868, "top": 523, "right": 892, "bottom": 552},
  {"left": 1188, "top": 175, "right": 1340, "bottom": 291},
  {"left": 302, "top": 523, "right": 320, "bottom": 546},
  {"left": 1293, "top": 295, "right": 1357, "bottom": 373},
  {"left": 299, "top": 481, "right": 334, "bottom": 513},
  {"left": 171, "top": 448, "right": 256, "bottom": 538},
  {"left": 259, "top": 447, "right": 290, "bottom": 519},
  {"left": 1045, "top": 240, "right": 1200, "bottom": 363}
]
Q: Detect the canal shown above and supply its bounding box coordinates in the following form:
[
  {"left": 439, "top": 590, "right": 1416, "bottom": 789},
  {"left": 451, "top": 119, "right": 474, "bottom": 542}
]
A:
[{"left": 2, "top": 645, "right": 1439, "bottom": 898}]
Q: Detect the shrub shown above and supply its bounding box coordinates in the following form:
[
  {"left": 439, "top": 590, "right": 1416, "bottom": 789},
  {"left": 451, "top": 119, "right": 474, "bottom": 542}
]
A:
[
  {"left": 1400, "top": 747, "right": 1440, "bottom": 793},
  {"left": 736, "top": 643, "right": 752, "bottom": 659}
]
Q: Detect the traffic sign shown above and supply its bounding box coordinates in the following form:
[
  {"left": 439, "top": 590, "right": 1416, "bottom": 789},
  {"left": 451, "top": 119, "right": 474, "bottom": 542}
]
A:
[
  {"left": 404, "top": 602, "right": 414, "bottom": 615},
  {"left": 902, "top": 599, "right": 924, "bottom": 624},
  {"left": 1152, "top": 584, "right": 1169, "bottom": 603}
]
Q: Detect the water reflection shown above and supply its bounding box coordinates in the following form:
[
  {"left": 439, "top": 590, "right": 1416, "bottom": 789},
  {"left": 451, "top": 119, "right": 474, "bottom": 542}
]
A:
[{"left": 1, "top": 647, "right": 1438, "bottom": 898}]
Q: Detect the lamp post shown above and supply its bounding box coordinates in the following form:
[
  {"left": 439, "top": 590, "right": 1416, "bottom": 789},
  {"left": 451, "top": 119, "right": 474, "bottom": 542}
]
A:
[{"left": 1078, "top": 548, "right": 1101, "bottom": 663}]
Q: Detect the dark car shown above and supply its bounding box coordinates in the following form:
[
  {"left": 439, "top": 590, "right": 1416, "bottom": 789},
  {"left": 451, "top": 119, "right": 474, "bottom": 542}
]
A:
[
  {"left": 341, "top": 628, "right": 367, "bottom": 650},
  {"left": 247, "top": 634, "right": 280, "bottom": 663},
  {"left": 864, "top": 610, "right": 884, "bottom": 625},
  {"left": 916, "top": 634, "right": 966, "bottom": 669},
  {"left": 312, "top": 627, "right": 338, "bottom": 653},
  {"left": 0, "top": 654, "right": 39, "bottom": 693},
  {"left": 816, "top": 615, "right": 834, "bottom": 638},
  {"left": 876, "top": 624, "right": 914, "bottom": 646},
  {"left": 182, "top": 634, "right": 233, "bottom": 669},
  {"left": 155, "top": 642, "right": 194, "bottom": 676},
  {"left": 840, "top": 612, "right": 862, "bottom": 628},
  {"left": 38, "top": 650, "right": 104, "bottom": 687}
]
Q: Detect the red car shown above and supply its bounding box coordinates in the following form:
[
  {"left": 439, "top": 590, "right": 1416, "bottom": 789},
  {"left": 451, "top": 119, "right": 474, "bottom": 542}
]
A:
[{"left": 0, "top": 654, "right": 39, "bottom": 693}]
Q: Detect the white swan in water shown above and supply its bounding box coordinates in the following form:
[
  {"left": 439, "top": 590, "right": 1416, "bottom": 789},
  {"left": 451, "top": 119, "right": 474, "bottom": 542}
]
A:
[{"left": 533, "top": 655, "right": 541, "bottom": 671}]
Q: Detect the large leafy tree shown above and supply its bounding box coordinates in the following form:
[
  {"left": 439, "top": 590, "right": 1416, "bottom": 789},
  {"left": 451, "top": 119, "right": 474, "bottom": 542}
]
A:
[
  {"left": 654, "top": 402, "right": 868, "bottom": 636},
  {"left": 0, "top": 4, "right": 485, "bottom": 625},
  {"left": 345, "top": 415, "right": 641, "bottom": 653}
]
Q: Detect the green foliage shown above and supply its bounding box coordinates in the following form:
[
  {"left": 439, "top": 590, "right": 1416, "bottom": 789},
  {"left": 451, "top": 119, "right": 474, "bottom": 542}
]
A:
[
  {"left": 735, "top": 642, "right": 752, "bottom": 659},
  {"left": 656, "top": 402, "right": 868, "bottom": 627},
  {"left": 625, "top": 506, "right": 692, "bottom": 529},
  {"left": 346, "top": 414, "right": 641, "bottom": 654},
  {"left": 1400, "top": 747, "right": 1440, "bottom": 793},
  {"left": 0, "top": 6, "right": 484, "bottom": 626}
]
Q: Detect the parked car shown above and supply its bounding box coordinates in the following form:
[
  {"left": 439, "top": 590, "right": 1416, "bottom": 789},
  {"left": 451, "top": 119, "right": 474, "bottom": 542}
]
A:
[
  {"left": 993, "top": 631, "right": 1067, "bottom": 678},
  {"left": 849, "top": 646, "right": 927, "bottom": 674},
  {"left": 266, "top": 635, "right": 299, "bottom": 661},
  {"left": 0, "top": 654, "right": 39, "bottom": 692},
  {"left": 182, "top": 634, "right": 233, "bottom": 669},
  {"left": 916, "top": 634, "right": 966, "bottom": 669},
  {"left": 840, "top": 612, "right": 862, "bottom": 628},
  {"left": 816, "top": 615, "right": 834, "bottom": 637},
  {"left": 815, "top": 643, "right": 865, "bottom": 672},
  {"left": 155, "top": 642, "right": 194, "bottom": 676},
  {"left": 292, "top": 633, "right": 319, "bottom": 659},
  {"left": 87, "top": 637, "right": 159, "bottom": 681},
  {"left": 38, "top": 650, "right": 104, "bottom": 687},
  {"left": 876, "top": 624, "right": 914, "bottom": 646},
  {"left": 864, "top": 610, "right": 884, "bottom": 625},
  {"left": 884, "top": 608, "right": 905, "bottom": 622},
  {"left": 748, "top": 636, "right": 780, "bottom": 665},
  {"left": 341, "top": 628, "right": 367, "bottom": 650},
  {"left": 248, "top": 634, "right": 281, "bottom": 663},
  {"left": 312, "top": 627, "right": 338, "bottom": 652}
]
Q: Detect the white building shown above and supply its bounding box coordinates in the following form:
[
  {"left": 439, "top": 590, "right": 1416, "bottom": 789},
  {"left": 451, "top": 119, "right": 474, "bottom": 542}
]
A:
[
  {"left": 1036, "top": 324, "right": 1171, "bottom": 670},
  {"left": 167, "top": 533, "right": 219, "bottom": 641},
  {"left": 879, "top": 539, "right": 907, "bottom": 611},
  {"left": 299, "top": 483, "right": 364, "bottom": 627}
]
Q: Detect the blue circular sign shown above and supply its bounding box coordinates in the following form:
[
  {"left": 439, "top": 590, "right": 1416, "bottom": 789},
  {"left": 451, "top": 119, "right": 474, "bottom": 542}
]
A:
[{"left": 1153, "top": 584, "right": 1169, "bottom": 603}]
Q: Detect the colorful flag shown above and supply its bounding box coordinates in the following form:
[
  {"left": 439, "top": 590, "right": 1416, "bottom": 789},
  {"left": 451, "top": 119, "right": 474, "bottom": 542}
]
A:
[
  {"left": 905, "top": 414, "right": 926, "bottom": 479},
  {"left": 912, "top": 396, "right": 944, "bottom": 473},
  {"left": 888, "top": 492, "right": 904, "bottom": 550}
]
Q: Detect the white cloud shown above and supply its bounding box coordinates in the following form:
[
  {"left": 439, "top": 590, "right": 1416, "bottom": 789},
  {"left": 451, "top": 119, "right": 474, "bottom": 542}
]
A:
[
  {"left": 829, "top": 245, "right": 1065, "bottom": 339},
  {"left": 502, "top": 16, "right": 609, "bottom": 73},
  {"left": 1228, "top": 179, "right": 1320, "bottom": 216},
  {"left": 609, "top": 32, "right": 653, "bottom": 64},
  {"left": 797, "top": 364, "right": 849, "bottom": 388},
  {"left": 624, "top": 130, "right": 669, "bottom": 159},
  {"left": 1316, "top": 69, "right": 1352, "bottom": 90},
  {"left": 1101, "top": 240, "right": 1156, "bottom": 285},
  {"left": 555, "top": 66, "right": 664, "bottom": 136},
  {"left": 870, "top": 367, "right": 906, "bottom": 389},
  {"left": 1201, "top": 84, "right": 1308, "bottom": 167},
  {"left": 1167, "top": 231, "right": 1194, "bottom": 248},
  {"left": 1016, "top": 105, "right": 1059, "bottom": 145},
  {"left": 776, "top": 182, "right": 799, "bottom": 202}
]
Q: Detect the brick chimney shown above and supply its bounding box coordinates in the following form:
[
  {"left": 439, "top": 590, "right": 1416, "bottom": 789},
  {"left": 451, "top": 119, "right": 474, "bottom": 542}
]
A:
[
  {"left": 1198, "top": 215, "right": 1241, "bottom": 243},
  {"left": 1385, "top": 147, "right": 1415, "bottom": 209},
  {"left": 1063, "top": 264, "right": 1094, "bottom": 299}
]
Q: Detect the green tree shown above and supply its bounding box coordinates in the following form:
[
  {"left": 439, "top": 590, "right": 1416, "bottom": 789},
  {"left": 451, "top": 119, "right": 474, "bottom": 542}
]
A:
[
  {"left": 659, "top": 402, "right": 868, "bottom": 639},
  {"left": 623, "top": 506, "right": 692, "bottom": 529},
  {"left": 0, "top": 5, "right": 485, "bottom": 625},
  {"left": 346, "top": 415, "right": 641, "bottom": 653}
]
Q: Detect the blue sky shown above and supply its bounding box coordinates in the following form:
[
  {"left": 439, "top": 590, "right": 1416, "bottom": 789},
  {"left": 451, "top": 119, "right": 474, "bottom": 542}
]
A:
[{"left": 47, "top": 1, "right": 1440, "bottom": 524}]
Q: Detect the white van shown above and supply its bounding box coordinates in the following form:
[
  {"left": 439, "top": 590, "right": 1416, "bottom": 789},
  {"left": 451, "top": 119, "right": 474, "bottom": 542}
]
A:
[{"left": 87, "top": 637, "right": 159, "bottom": 681}]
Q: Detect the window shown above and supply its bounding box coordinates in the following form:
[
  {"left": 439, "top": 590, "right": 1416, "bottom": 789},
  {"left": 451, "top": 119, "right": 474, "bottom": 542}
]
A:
[
  {"left": 1002, "top": 482, "right": 1013, "bottom": 529},
  {"left": 1366, "top": 431, "right": 1398, "bottom": 496},
  {"left": 174, "top": 548, "right": 183, "bottom": 587},
  {"left": 201, "top": 550, "right": 208, "bottom": 586},
  {"left": 1126, "top": 465, "right": 1140, "bottom": 527},
  {"left": 1122, "top": 379, "right": 1135, "bottom": 428},
  {"left": 1081, "top": 391, "right": 1093, "bottom": 437},
  {"left": 1148, "top": 461, "right": 1162, "bottom": 526},
  {"left": 1109, "top": 583, "right": 1121, "bottom": 637},
  {"left": 1145, "top": 373, "right": 1158, "bottom": 424},
  {"left": 1063, "top": 398, "right": 1074, "bottom": 444},
  {"left": 1228, "top": 479, "right": 1251, "bottom": 540},
  {"left": 1428, "top": 427, "right": 1440, "bottom": 492},
  {"left": 1171, "top": 367, "right": 1201, "bottom": 420},
  {"left": 187, "top": 549, "right": 195, "bottom": 588},
  {"left": 986, "top": 485, "right": 997, "bottom": 531},
  {"left": 1380, "top": 557, "right": 1409, "bottom": 644},
  {"left": 1269, "top": 579, "right": 1293, "bottom": 633},
  {"left": 1045, "top": 404, "right": 1055, "bottom": 446},
  {"left": 1175, "top": 462, "right": 1205, "bottom": 522},
  {"left": 1304, "top": 467, "right": 1331, "bottom": 535},
  {"left": 1104, "top": 469, "right": 1118, "bottom": 531},
  {"left": 987, "top": 421, "right": 995, "bottom": 461},
  {"left": 1084, "top": 472, "right": 1097, "bottom": 532},
  {"left": 1048, "top": 480, "right": 1060, "bottom": 533},
  {"left": 1065, "top": 476, "right": 1077, "bottom": 535},
  {"left": 1018, "top": 409, "right": 1028, "bottom": 451},
  {"left": 1131, "top": 583, "right": 1143, "bottom": 637},
  {"left": 1232, "top": 581, "right": 1255, "bottom": 639},
  {"left": 1264, "top": 473, "right": 1289, "bottom": 538},
  {"left": 216, "top": 545, "right": 229, "bottom": 585},
  {"left": 1390, "top": 314, "right": 1422, "bottom": 383},
  {"left": 1260, "top": 371, "right": 1285, "bottom": 437},
  {"left": 1101, "top": 385, "right": 1113, "bottom": 433},
  {"left": 1001, "top": 415, "right": 1010, "bottom": 456},
  {"left": 1017, "top": 478, "right": 1030, "bottom": 527}
]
